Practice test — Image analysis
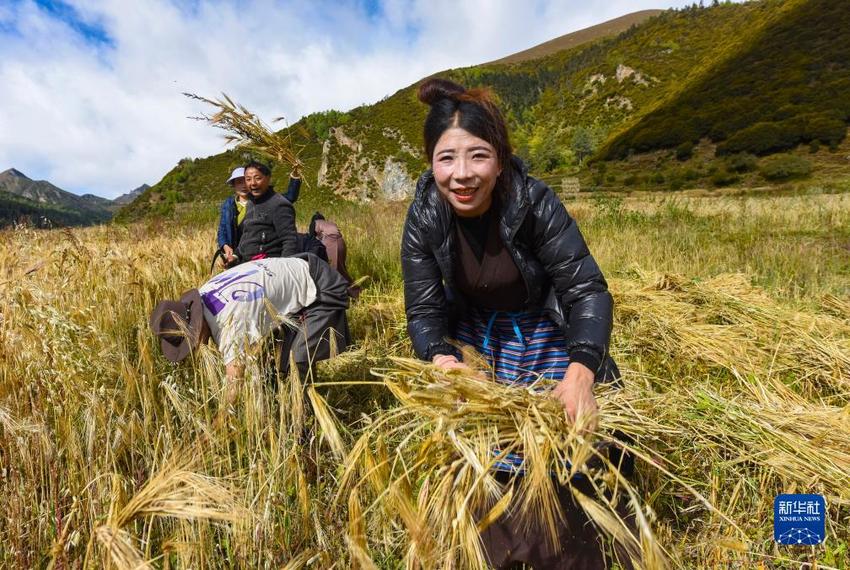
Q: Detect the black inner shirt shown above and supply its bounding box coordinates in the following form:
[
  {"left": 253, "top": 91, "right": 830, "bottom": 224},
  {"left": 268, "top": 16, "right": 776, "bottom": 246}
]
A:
[{"left": 455, "top": 208, "right": 493, "bottom": 262}]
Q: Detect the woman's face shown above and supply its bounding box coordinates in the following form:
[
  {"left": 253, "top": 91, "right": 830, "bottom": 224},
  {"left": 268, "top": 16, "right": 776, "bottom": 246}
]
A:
[
  {"left": 432, "top": 127, "right": 501, "bottom": 218},
  {"left": 244, "top": 167, "right": 270, "bottom": 198},
  {"left": 232, "top": 177, "right": 249, "bottom": 199}
]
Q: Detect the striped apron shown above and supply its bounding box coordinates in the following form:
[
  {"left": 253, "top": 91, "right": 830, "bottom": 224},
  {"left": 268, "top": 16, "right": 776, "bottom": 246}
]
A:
[{"left": 455, "top": 307, "right": 571, "bottom": 473}]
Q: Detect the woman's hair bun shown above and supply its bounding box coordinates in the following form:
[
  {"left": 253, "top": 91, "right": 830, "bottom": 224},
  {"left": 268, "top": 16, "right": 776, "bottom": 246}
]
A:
[{"left": 418, "top": 78, "right": 466, "bottom": 106}]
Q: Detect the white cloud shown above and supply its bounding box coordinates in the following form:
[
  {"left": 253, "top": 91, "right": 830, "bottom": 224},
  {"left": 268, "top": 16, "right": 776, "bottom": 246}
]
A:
[{"left": 0, "top": 0, "right": 711, "bottom": 198}]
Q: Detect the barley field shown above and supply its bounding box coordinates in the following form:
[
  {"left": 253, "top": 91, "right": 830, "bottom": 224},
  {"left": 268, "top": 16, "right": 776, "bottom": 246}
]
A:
[{"left": 1, "top": 191, "right": 849, "bottom": 569}]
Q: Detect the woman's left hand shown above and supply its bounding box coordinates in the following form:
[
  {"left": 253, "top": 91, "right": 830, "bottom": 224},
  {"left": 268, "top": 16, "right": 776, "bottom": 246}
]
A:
[{"left": 551, "top": 362, "right": 598, "bottom": 431}]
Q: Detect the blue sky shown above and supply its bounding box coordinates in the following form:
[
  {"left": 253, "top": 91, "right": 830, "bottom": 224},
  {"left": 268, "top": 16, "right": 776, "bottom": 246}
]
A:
[{"left": 1, "top": 0, "right": 720, "bottom": 198}]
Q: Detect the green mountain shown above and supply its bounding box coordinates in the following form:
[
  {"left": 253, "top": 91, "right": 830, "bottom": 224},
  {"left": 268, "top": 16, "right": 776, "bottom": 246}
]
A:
[
  {"left": 599, "top": 0, "right": 850, "bottom": 159},
  {"left": 0, "top": 168, "right": 114, "bottom": 227},
  {"left": 118, "top": 0, "right": 850, "bottom": 222}
]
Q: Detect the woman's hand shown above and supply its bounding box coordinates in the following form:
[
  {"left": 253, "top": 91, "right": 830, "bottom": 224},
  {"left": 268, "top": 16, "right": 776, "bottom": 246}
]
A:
[
  {"left": 432, "top": 353, "right": 470, "bottom": 370},
  {"left": 222, "top": 245, "right": 237, "bottom": 265},
  {"left": 551, "top": 362, "right": 598, "bottom": 431}
]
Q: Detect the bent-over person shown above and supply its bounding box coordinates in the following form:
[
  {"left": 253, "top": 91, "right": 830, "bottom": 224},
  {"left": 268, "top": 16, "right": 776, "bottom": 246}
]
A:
[{"left": 150, "top": 253, "right": 350, "bottom": 402}]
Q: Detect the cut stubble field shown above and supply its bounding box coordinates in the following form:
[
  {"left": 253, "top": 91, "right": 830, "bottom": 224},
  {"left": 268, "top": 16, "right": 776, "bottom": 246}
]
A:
[{"left": 1, "top": 190, "right": 849, "bottom": 568}]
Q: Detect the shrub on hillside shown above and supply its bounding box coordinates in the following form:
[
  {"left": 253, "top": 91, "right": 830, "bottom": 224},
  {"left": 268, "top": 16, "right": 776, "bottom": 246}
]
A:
[
  {"left": 725, "top": 152, "right": 758, "bottom": 173},
  {"left": 716, "top": 121, "right": 796, "bottom": 156},
  {"left": 675, "top": 141, "right": 694, "bottom": 161},
  {"left": 629, "top": 118, "right": 699, "bottom": 153},
  {"left": 760, "top": 154, "right": 812, "bottom": 181},
  {"left": 303, "top": 110, "right": 351, "bottom": 140},
  {"left": 667, "top": 170, "right": 686, "bottom": 191},
  {"left": 711, "top": 169, "right": 740, "bottom": 187},
  {"left": 801, "top": 112, "right": 847, "bottom": 147},
  {"left": 708, "top": 112, "right": 847, "bottom": 157},
  {"left": 624, "top": 174, "right": 642, "bottom": 186}
]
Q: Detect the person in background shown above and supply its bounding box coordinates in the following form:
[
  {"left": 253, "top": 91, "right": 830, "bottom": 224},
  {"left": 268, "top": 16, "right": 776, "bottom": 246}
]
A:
[
  {"left": 217, "top": 164, "right": 302, "bottom": 267},
  {"left": 150, "top": 253, "right": 350, "bottom": 402},
  {"left": 235, "top": 161, "right": 300, "bottom": 263},
  {"left": 217, "top": 167, "right": 249, "bottom": 266}
]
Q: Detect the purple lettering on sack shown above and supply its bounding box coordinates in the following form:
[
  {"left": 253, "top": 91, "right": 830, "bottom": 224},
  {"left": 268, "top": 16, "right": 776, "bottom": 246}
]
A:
[
  {"left": 201, "top": 266, "right": 262, "bottom": 315},
  {"left": 229, "top": 284, "right": 265, "bottom": 303}
]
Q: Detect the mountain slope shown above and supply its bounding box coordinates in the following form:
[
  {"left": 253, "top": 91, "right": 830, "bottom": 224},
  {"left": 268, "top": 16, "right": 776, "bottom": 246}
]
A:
[
  {"left": 485, "top": 10, "right": 663, "bottom": 66},
  {"left": 0, "top": 190, "right": 107, "bottom": 228},
  {"left": 0, "top": 168, "right": 113, "bottom": 224},
  {"left": 119, "top": 0, "right": 850, "bottom": 222},
  {"left": 599, "top": 0, "right": 850, "bottom": 159},
  {"left": 114, "top": 184, "right": 150, "bottom": 206}
]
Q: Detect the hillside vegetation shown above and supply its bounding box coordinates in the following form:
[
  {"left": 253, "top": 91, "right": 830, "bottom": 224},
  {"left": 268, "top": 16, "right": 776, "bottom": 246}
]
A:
[
  {"left": 0, "top": 168, "right": 113, "bottom": 227},
  {"left": 601, "top": 0, "right": 850, "bottom": 159},
  {"left": 119, "top": 0, "right": 850, "bottom": 222},
  {"left": 0, "top": 190, "right": 108, "bottom": 228}
]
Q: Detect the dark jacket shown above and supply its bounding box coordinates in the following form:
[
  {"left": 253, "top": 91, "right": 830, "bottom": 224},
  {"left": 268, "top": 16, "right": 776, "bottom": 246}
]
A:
[
  {"left": 401, "top": 156, "right": 613, "bottom": 374},
  {"left": 236, "top": 188, "right": 298, "bottom": 260},
  {"left": 277, "top": 252, "right": 351, "bottom": 376},
  {"left": 217, "top": 177, "right": 301, "bottom": 251}
]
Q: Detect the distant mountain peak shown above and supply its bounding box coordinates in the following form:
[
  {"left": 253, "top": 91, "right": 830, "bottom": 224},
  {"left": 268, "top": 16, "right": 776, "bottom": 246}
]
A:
[
  {"left": 113, "top": 183, "right": 150, "bottom": 206},
  {"left": 1, "top": 168, "right": 30, "bottom": 180},
  {"left": 485, "top": 10, "right": 664, "bottom": 66},
  {"left": 0, "top": 168, "right": 113, "bottom": 226}
]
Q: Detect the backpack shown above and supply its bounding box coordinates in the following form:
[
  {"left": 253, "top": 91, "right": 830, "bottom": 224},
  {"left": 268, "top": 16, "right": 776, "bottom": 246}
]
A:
[{"left": 309, "top": 212, "right": 361, "bottom": 298}]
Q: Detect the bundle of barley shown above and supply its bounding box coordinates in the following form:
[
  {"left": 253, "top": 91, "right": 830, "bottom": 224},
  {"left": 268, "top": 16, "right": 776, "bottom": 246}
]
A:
[
  {"left": 89, "top": 459, "right": 246, "bottom": 570},
  {"left": 335, "top": 359, "right": 675, "bottom": 569},
  {"left": 184, "top": 92, "right": 303, "bottom": 171},
  {"left": 333, "top": 361, "right": 850, "bottom": 568}
]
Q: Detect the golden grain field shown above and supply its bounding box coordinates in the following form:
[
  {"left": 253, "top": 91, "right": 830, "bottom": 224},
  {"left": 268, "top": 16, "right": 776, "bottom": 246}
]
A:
[{"left": 1, "top": 191, "right": 849, "bottom": 569}]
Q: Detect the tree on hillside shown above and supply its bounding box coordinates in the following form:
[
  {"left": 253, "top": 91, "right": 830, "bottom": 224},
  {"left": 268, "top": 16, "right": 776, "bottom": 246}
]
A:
[{"left": 571, "top": 124, "right": 607, "bottom": 165}]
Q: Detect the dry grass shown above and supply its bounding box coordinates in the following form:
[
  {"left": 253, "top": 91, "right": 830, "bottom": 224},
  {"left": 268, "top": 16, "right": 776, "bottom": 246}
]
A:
[
  {"left": 0, "top": 192, "right": 848, "bottom": 568},
  {"left": 184, "top": 92, "right": 304, "bottom": 172}
]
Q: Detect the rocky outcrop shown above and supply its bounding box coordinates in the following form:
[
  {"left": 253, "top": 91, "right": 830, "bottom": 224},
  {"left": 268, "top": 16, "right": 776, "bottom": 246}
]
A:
[
  {"left": 605, "top": 95, "right": 634, "bottom": 112},
  {"left": 615, "top": 64, "right": 657, "bottom": 86},
  {"left": 317, "top": 138, "right": 332, "bottom": 186},
  {"left": 380, "top": 158, "right": 414, "bottom": 201},
  {"left": 317, "top": 127, "right": 416, "bottom": 202}
]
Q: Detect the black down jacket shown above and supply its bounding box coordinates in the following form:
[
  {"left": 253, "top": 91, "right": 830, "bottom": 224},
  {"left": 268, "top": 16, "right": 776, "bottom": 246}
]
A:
[{"left": 401, "top": 156, "right": 614, "bottom": 375}]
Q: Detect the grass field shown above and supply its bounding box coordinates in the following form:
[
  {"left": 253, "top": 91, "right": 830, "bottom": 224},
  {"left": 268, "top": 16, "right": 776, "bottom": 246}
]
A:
[{"left": 1, "top": 189, "right": 849, "bottom": 568}]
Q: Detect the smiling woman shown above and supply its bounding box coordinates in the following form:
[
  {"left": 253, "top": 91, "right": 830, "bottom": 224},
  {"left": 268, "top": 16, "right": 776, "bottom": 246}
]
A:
[{"left": 401, "top": 77, "right": 629, "bottom": 569}]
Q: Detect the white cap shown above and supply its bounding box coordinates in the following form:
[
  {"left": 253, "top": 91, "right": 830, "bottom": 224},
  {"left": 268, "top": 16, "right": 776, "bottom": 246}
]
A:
[{"left": 226, "top": 167, "right": 245, "bottom": 185}]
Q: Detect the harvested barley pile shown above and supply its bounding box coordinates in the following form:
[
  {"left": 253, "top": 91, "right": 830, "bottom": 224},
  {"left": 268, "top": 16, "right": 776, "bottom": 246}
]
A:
[{"left": 331, "top": 271, "right": 850, "bottom": 569}]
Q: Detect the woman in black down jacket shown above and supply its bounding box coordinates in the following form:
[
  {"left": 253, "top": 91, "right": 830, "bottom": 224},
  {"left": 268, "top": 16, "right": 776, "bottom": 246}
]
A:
[{"left": 402, "top": 78, "right": 628, "bottom": 569}]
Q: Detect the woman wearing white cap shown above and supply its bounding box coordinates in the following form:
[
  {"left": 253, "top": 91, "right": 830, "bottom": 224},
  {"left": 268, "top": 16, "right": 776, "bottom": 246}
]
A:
[
  {"left": 216, "top": 165, "right": 302, "bottom": 267},
  {"left": 217, "top": 167, "right": 250, "bottom": 266}
]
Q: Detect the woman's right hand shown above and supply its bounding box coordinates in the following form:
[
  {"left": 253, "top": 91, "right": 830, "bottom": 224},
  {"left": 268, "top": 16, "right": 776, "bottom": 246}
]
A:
[
  {"left": 432, "top": 354, "right": 470, "bottom": 371},
  {"left": 222, "top": 245, "right": 236, "bottom": 265}
]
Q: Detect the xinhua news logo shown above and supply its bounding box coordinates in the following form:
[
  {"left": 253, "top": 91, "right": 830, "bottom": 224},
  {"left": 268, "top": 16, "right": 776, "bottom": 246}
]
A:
[{"left": 774, "top": 494, "right": 826, "bottom": 545}]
